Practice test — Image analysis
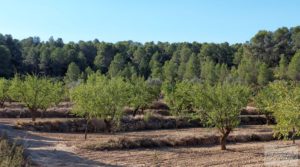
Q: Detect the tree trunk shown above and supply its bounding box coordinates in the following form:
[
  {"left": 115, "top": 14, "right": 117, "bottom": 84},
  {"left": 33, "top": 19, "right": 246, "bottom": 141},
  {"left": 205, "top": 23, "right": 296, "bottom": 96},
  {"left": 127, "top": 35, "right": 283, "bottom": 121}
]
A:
[
  {"left": 31, "top": 109, "right": 37, "bottom": 122},
  {"left": 41, "top": 109, "right": 46, "bottom": 119},
  {"left": 0, "top": 101, "right": 4, "bottom": 108},
  {"left": 133, "top": 106, "right": 140, "bottom": 117},
  {"left": 104, "top": 119, "right": 111, "bottom": 133},
  {"left": 292, "top": 127, "right": 296, "bottom": 144},
  {"left": 220, "top": 130, "right": 231, "bottom": 150},
  {"left": 220, "top": 135, "right": 227, "bottom": 150},
  {"left": 266, "top": 114, "right": 271, "bottom": 125},
  {"left": 84, "top": 119, "right": 90, "bottom": 140}
]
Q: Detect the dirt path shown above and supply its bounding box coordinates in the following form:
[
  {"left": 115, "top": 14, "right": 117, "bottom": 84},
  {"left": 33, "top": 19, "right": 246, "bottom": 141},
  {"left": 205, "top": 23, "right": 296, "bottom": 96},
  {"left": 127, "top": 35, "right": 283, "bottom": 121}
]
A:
[
  {"left": 0, "top": 119, "right": 117, "bottom": 167},
  {"left": 0, "top": 118, "right": 299, "bottom": 166}
]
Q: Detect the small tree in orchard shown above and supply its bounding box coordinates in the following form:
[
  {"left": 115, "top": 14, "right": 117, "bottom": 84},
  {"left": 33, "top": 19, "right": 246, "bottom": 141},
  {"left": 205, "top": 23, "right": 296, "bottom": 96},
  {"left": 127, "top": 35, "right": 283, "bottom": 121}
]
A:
[
  {"left": 193, "top": 83, "right": 250, "bottom": 150},
  {"left": 265, "top": 81, "right": 300, "bottom": 144},
  {"left": 0, "top": 78, "right": 10, "bottom": 108},
  {"left": 128, "top": 77, "right": 158, "bottom": 116},
  {"left": 254, "top": 85, "right": 279, "bottom": 125},
  {"left": 40, "top": 81, "right": 64, "bottom": 118},
  {"left": 164, "top": 81, "right": 195, "bottom": 119},
  {"left": 146, "top": 78, "right": 162, "bottom": 101},
  {"left": 8, "top": 75, "right": 63, "bottom": 121},
  {"left": 70, "top": 73, "right": 130, "bottom": 139}
]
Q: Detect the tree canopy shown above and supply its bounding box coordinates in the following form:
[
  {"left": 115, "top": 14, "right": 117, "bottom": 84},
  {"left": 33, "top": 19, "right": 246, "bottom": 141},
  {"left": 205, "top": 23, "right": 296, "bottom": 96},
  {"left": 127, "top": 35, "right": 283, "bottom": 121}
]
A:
[
  {"left": 1, "top": 26, "right": 300, "bottom": 86},
  {"left": 8, "top": 75, "right": 63, "bottom": 121}
]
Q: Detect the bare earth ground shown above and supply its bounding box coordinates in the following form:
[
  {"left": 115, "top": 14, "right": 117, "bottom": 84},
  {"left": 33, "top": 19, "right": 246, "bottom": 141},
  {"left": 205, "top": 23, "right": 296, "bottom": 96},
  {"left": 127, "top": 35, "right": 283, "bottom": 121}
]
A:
[{"left": 0, "top": 118, "right": 299, "bottom": 167}]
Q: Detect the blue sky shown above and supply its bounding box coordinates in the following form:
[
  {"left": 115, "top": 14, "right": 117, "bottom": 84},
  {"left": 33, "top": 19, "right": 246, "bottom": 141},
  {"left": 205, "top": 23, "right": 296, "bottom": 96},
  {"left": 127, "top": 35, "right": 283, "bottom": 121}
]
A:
[{"left": 0, "top": 0, "right": 299, "bottom": 43}]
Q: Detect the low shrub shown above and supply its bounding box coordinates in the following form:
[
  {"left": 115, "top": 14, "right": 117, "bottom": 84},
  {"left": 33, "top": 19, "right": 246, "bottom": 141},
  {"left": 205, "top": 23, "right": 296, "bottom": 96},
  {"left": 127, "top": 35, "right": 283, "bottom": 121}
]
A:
[
  {"left": 83, "top": 132, "right": 275, "bottom": 151},
  {"left": 16, "top": 115, "right": 203, "bottom": 133},
  {"left": 0, "top": 134, "right": 28, "bottom": 167},
  {"left": 239, "top": 115, "right": 275, "bottom": 125},
  {"left": 15, "top": 114, "right": 269, "bottom": 133}
]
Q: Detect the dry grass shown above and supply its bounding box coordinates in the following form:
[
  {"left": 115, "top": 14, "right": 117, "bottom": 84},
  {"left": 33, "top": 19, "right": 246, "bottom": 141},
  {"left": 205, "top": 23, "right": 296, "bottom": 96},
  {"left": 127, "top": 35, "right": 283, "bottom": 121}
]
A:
[
  {"left": 0, "top": 134, "right": 28, "bottom": 167},
  {"left": 82, "top": 132, "right": 275, "bottom": 151},
  {"left": 0, "top": 119, "right": 285, "bottom": 166}
]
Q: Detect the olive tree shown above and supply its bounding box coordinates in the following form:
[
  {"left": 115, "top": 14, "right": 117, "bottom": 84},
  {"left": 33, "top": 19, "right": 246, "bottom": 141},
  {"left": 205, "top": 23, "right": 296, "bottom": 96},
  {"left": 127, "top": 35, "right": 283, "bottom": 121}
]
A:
[
  {"left": 194, "top": 83, "right": 250, "bottom": 150},
  {"left": 70, "top": 73, "right": 130, "bottom": 139},
  {"left": 8, "top": 75, "right": 63, "bottom": 121},
  {"left": 0, "top": 78, "right": 10, "bottom": 108}
]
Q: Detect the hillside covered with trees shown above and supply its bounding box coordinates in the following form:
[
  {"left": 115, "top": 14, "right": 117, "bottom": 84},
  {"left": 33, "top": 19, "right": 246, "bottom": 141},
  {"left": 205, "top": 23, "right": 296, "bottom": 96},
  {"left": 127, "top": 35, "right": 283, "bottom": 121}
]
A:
[{"left": 1, "top": 26, "right": 300, "bottom": 86}]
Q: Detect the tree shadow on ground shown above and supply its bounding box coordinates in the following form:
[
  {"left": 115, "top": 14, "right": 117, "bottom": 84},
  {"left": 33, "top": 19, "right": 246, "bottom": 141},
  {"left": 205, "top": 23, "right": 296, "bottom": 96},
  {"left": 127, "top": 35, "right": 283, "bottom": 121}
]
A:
[
  {"left": 0, "top": 123, "right": 121, "bottom": 167},
  {"left": 28, "top": 150, "right": 121, "bottom": 167}
]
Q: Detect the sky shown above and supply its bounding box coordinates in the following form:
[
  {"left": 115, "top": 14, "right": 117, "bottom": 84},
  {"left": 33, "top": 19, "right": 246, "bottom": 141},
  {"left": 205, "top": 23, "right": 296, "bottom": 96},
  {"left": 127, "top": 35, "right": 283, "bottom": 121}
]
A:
[{"left": 0, "top": 0, "right": 299, "bottom": 44}]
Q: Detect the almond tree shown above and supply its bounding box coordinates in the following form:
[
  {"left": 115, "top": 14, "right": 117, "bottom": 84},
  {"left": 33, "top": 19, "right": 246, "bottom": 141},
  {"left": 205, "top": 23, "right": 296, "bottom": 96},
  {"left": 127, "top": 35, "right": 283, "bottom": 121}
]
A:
[
  {"left": 70, "top": 73, "right": 130, "bottom": 139},
  {"left": 127, "top": 76, "right": 159, "bottom": 116},
  {"left": 254, "top": 85, "right": 278, "bottom": 125},
  {"left": 164, "top": 81, "right": 194, "bottom": 118},
  {"left": 264, "top": 81, "right": 300, "bottom": 144},
  {"left": 194, "top": 83, "right": 250, "bottom": 150},
  {"left": 8, "top": 75, "right": 63, "bottom": 121}
]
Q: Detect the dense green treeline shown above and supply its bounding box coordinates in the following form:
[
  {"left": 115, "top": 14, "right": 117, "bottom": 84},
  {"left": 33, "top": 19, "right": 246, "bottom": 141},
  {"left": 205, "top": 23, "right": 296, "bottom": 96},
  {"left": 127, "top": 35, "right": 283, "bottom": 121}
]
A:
[{"left": 1, "top": 26, "right": 300, "bottom": 85}]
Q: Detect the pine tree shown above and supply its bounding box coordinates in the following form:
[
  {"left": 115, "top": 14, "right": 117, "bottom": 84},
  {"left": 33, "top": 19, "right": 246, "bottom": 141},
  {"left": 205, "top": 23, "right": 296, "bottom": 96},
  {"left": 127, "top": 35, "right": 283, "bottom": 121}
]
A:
[
  {"left": 65, "top": 62, "right": 81, "bottom": 83},
  {"left": 201, "top": 60, "right": 216, "bottom": 85},
  {"left": 237, "top": 55, "right": 259, "bottom": 85},
  {"left": 184, "top": 53, "right": 200, "bottom": 80},
  {"left": 151, "top": 61, "right": 163, "bottom": 79},
  {"left": 288, "top": 52, "right": 300, "bottom": 81},
  {"left": 215, "top": 63, "right": 229, "bottom": 83},
  {"left": 163, "top": 60, "right": 178, "bottom": 83},
  {"left": 177, "top": 62, "right": 186, "bottom": 80},
  {"left": 0, "top": 45, "right": 12, "bottom": 77},
  {"left": 257, "top": 63, "right": 272, "bottom": 86},
  {"left": 108, "top": 53, "right": 126, "bottom": 77},
  {"left": 275, "top": 54, "right": 288, "bottom": 79}
]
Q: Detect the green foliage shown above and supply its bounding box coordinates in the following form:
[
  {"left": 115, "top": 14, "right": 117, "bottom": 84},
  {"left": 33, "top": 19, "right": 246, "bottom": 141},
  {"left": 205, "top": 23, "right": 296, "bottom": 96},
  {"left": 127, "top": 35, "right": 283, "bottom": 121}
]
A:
[
  {"left": 237, "top": 55, "right": 260, "bottom": 85},
  {"left": 2, "top": 27, "right": 300, "bottom": 86},
  {"left": 127, "top": 76, "right": 157, "bottom": 113},
  {"left": 215, "top": 63, "right": 229, "bottom": 83},
  {"left": 108, "top": 53, "right": 126, "bottom": 77},
  {"left": 194, "top": 83, "right": 250, "bottom": 130},
  {"left": 257, "top": 63, "right": 272, "bottom": 86},
  {"left": 261, "top": 81, "right": 300, "bottom": 142},
  {"left": 164, "top": 81, "right": 194, "bottom": 118},
  {"left": 193, "top": 83, "right": 250, "bottom": 149},
  {"left": 146, "top": 78, "right": 162, "bottom": 100},
  {"left": 0, "top": 78, "right": 10, "bottom": 107},
  {"left": 64, "top": 62, "right": 81, "bottom": 83},
  {"left": 8, "top": 75, "right": 63, "bottom": 121},
  {"left": 288, "top": 51, "right": 300, "bottom": 81},
  {"left": 200, "top": 60, "right": 216, "bottom": 85},
  {"left": 163, "top": 60, "right": 177, "bottom": 82},
  {"left": 254, "top": 83, "right": 279, "bottom": 124},
  {"left": 70, "top": 73, "right": 130, "bottom": 132},
  {"left": 0, "top": 45, "right": 12, "bottom": 77},
  {"left": 274, "top": 54, "right": 288, "bottom": 79},
  {"left": 183, "top": 53, "right": 200, "bottom": 80}
]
